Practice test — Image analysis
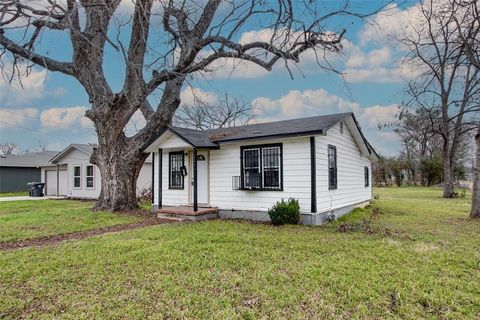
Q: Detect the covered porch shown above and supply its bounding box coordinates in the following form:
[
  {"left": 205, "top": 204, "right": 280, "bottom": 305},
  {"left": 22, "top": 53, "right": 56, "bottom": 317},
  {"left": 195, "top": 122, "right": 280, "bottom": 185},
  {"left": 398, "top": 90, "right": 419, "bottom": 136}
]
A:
[{"left": 143, "top": 127, "right": 219, "bottom": 216}]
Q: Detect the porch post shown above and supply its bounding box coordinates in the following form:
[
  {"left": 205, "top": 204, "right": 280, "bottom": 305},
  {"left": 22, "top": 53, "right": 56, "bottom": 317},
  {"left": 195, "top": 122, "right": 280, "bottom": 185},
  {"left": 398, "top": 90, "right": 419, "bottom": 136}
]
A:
[
  {"left": 310, "top": 136, "right": 317, "bottom": 213},
  {"left": 56, "top": 164, "right": 59, "bottom": 197},
  {"left": 158, "top": 148, "right": 162, "bottom": 209},
  {"left": 193, "top": 148, "right": 198, "bottom": 212},
  {"left": 151, "top": 152, "right": 155, "bottom": 206}
]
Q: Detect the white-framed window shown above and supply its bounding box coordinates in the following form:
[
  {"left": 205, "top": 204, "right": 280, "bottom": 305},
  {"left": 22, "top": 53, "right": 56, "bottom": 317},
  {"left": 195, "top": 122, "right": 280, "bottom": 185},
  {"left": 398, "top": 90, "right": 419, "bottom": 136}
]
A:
[
  {"left": 73, "top": 165, "right": 81, "bottom": 189},
  {"left": 86, "top": 165, "right": 95, "bottom": 189}
]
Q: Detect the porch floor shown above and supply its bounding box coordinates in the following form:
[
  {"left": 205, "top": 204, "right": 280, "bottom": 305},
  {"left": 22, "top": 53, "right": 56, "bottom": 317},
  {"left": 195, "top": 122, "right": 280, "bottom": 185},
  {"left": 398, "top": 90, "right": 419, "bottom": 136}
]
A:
[{"left": 157, "top": 206, "right": 219, "bottom": 221}]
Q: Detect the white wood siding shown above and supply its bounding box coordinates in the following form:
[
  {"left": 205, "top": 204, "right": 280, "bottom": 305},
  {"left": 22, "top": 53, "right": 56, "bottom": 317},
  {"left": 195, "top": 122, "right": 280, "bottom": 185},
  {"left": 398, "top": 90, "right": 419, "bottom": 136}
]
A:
[
  {"left": 50, "top": 149, "right": 152, "bottom": 199},
  {"left": 153, "top": 149, "right": 189, "bottom": 206},
  {"left": 209, "top": 137, "right": 312, "bottom": 212},
  {"left": 152, "top": 125, "right": 373, "bottom": 213},
  {"left": 315, "top": 122, "right": 372, "bottom": 213}
]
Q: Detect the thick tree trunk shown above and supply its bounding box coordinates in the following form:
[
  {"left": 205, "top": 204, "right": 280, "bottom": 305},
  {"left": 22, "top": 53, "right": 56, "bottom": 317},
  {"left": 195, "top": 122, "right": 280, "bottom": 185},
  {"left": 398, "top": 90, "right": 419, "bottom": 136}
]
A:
[
  {"left": 89, "top": 108, "right": 152, "bottom": 211},
  {"left": 471, "top": 128, "right": 480, "bottom": 219},
  {"left": 93, "top": 145, "right": 148, "bottom": 211},
  {"left": 442, "top": 147, "right": 456, "bottom": 198}
]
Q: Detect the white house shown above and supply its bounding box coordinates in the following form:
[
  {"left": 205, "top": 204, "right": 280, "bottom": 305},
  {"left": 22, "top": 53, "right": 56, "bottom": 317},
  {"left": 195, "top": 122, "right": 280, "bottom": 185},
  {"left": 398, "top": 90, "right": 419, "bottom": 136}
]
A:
[
  {"left": 42, "top": 144, "right": 152, "bottom": 199},
  {"left": 143, "top": 112, "right": 378, "bottom": 225}
]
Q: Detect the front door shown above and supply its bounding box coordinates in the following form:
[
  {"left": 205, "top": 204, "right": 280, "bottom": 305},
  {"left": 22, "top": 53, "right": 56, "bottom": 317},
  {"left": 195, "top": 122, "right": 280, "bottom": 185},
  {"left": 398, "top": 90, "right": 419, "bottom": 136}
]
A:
[{"left": 191, "top": 151, "right": 209, "bottom": 204}]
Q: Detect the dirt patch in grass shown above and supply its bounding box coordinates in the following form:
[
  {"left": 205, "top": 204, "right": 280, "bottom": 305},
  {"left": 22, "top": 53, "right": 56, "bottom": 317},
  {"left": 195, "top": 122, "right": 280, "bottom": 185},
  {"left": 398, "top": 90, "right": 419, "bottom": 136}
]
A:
[{"left": 0, "top": 217, "right": 176, "bottom": 251}]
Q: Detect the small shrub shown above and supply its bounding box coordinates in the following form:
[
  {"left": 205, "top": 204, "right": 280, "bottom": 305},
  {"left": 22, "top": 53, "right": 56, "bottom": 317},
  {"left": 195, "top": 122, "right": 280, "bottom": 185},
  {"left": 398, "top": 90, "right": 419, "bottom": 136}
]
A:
[{"left": 268, "top": 198, "right": 300, "bottom": 225}]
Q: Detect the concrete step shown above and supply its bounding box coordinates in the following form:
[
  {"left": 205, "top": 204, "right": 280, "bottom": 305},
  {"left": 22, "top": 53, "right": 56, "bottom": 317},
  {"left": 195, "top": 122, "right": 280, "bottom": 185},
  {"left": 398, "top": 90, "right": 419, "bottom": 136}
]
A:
[{"left": 157, "top": 214, "right": 189, "bottom": 222}]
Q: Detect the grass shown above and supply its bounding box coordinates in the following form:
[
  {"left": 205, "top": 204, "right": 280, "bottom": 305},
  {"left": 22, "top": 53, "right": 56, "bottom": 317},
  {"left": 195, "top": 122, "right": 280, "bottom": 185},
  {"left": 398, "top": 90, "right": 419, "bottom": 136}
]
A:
[
  {"left": 0, "top": 187, "right": 479, "bottom": 319},
  {"left": 0, "top": 191, "right": 29, "bottom": 197},
  {"left": 0, "top": 200, "right": 143, "bottom": 243}
]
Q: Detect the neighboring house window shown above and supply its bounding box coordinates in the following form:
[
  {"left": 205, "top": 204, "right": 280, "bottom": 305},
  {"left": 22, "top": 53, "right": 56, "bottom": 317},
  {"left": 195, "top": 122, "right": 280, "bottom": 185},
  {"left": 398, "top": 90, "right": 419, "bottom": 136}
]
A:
[
  {"left": 365, "top": 166, "right": 369, "bottom": 187},
  {"left": 169, "top": 152, "right": 184, "bottom": 189},
  {"left": 241, "top": 144, "right": 282, "bottom": 190},
  {"left": 73, "top": 165, "right": 81, "bottom": 188},
  {"left": 340, "top": 121, "right": 344, "bottom": 134},
  {"left": 328, "top": 145, "right": 337, "bottom": 190},
  {"left": 86, "top": 165, "right": 94, "bottom": 189}
]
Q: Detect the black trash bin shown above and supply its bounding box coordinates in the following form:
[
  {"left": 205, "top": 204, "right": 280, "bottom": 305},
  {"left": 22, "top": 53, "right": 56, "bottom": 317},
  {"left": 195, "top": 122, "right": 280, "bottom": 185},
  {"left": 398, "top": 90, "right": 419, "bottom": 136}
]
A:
[{"left": 27, "top": 182, "right": 45, "bottom": 197}]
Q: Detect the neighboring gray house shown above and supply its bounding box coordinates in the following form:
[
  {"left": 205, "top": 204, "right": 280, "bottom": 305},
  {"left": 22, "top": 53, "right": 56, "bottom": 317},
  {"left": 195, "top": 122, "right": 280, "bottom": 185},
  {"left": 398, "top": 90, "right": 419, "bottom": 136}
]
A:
[
  {"left": 41, "top": 143, "right": 152, "bottom": 198},
  {"left": 0, "top": 151, "right": 59, "bottom": 192},
  {"left": 143, "top": 112, "right": 378, "bottom": 225}
]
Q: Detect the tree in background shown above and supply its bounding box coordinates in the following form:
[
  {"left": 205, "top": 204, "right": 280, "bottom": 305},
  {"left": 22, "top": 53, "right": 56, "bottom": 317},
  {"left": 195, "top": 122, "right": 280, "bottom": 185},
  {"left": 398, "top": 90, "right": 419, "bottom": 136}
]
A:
[
  {"left": 174, "top": 94, "right": 253, "bottom": 130},
  {"left": 397, "top": 0, "right": 480, "bottom": 198},
  {"left": 0, "top": 1, "right": 386, "bottom": 211},
  {"left": 0, "top": 142, "right": 17, "bottom": 156},
  {"left": 420, "top": 157, "right": 443, "bottom": 186},
  {"left": 451, "top": 0, "right": 480, "bottom": 218}
]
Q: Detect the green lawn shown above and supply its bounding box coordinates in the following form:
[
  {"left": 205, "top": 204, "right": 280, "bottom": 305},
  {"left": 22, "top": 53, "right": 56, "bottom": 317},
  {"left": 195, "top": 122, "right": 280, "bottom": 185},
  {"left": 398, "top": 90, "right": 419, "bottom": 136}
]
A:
[
  {"left": 0, "top": 191, "right": 29, "bottom": 197},
  {"left": 0, "top": 200, "right": 143, "bottom": 243},
  {"left": 0, "top": 188, "right": 479, "bottom": 319}
]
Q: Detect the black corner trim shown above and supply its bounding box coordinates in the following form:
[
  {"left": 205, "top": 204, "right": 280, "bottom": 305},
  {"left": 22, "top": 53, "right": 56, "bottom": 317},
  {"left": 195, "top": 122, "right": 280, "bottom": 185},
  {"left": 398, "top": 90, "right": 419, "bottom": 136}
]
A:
[{"left": 310, "top": 136, "right": 317, "bottom": 213}]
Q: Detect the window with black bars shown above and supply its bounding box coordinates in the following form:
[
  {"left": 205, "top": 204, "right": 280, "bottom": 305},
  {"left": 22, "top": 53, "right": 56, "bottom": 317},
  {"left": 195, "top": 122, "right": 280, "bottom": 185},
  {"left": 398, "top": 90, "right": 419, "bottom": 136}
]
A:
[
  {"left": 365, "top": 166, "right": 369, "bottom": 187},
  {"left": 169, "top": 152, "right": 184, "bottom": 189},
  {"left": 241, "top": 144, "right": 282, "bottom": 190},
  {"left": 328, "top": 145, "right": 337, "bottom": 190}
]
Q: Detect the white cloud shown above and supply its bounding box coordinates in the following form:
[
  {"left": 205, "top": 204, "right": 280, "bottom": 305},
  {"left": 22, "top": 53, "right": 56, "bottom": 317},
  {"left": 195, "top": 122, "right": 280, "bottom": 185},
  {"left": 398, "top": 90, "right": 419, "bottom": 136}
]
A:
[
  {"left": 359, "top": 105, "right": 399, "bottom": 128},
  {"left": 0, "top": 108, "right": 38, "bottom": 128},
  {"left": 40, "top": 106, "right": 92, "bottom": 129},
  {"left": 252, "top": 89, "right": 400, "bottom": 130},
  {"left": 252, "top": 88, "right": 361, "bottom": 121},
  {"left": 0, "top": 67, "right": 48, "bottom": 106},
  {"left": 180, "top": 87, "right": 219, "bottom": 106}
]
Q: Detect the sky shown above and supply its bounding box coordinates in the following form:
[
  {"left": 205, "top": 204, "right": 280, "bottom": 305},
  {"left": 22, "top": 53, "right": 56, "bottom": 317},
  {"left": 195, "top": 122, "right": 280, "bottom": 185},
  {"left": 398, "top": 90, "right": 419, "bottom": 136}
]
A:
[{"left": 0, "top": 0, "right": 421, "bottom": 155}]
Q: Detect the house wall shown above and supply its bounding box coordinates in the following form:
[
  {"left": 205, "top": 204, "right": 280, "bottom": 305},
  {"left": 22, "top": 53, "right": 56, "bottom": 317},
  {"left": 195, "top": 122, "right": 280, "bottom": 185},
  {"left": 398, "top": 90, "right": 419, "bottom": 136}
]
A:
[
  {"left": 153, "top": 136, "right": 312, "bottom": 211},
  {"left": 153, "top": 149, "right": 190, "bottom": 206},
  {"left": 210, "top": 136, "right": 312, "bottom": 212},
  {"left": 0, "top": 167, "right": 40, "bottom": 192},
  {"left": 311, "top": 122, "right": 372, "bottom": 223},
  {"left": 152, "top": 124, "right": 372, "bottom": 224},
  {"left": 53, "top": 150, "right": 152, "bottom": 199}
]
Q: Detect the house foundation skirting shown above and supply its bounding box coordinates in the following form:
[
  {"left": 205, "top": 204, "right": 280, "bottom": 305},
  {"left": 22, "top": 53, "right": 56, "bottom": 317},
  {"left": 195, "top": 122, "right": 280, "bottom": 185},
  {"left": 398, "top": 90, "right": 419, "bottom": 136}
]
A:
[{"left": 152, "top": 200, "right": 371, "bottom": 225}]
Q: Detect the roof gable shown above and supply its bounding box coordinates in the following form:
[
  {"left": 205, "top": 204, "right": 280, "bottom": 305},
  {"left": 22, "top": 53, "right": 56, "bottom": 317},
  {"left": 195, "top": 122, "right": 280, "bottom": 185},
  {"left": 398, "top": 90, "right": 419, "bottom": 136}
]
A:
[{"left": 50, "top": 144, "right": 96, "bottom": 164}]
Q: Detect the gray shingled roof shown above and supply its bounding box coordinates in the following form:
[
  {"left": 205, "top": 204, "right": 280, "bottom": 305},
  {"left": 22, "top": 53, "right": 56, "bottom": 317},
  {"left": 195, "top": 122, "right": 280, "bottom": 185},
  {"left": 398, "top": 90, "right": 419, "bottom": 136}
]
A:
[
  {"left": 0, "top": 151, "right": 59, "bottom": 168},
  {"left": 144, "top": 112, "right": 377, "bottom": 157},
  {"left": 208, "top": 112, "right": 350, "bottom": 142},
  {"left": 169, "top": 127, "right": 219, "bottom": 148},
  {"left": 160, "top": 112, "right": 351, "bottom": 148}
]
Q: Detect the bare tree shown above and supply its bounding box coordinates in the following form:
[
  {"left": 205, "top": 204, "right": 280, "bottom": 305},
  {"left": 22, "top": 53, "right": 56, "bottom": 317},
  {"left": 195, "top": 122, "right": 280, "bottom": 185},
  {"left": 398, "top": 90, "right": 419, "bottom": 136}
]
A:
[
  {"left": 0, "top": 142, "right": 17, "bottom": 155},
  {"left": 398, "top": 0, "right": 480, "bottom": 198},
  {"left": 452, "top": 0, "right": 480, "bottom": 218},
  {"left": 174, "top": 93, "right": 253, "bottom": 130},
  {"left": 0, "top": 0, "right": 386, "bottom": 211},
  {"left": 37, "top": 141, "right": 48, "bottom": 152}
]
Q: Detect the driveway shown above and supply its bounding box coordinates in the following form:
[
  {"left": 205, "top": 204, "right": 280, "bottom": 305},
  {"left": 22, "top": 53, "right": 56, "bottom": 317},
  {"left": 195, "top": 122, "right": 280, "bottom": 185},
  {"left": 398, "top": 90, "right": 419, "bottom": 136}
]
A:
[{"left": 0, "top": 196, "right": 65, "bottom": 202}]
